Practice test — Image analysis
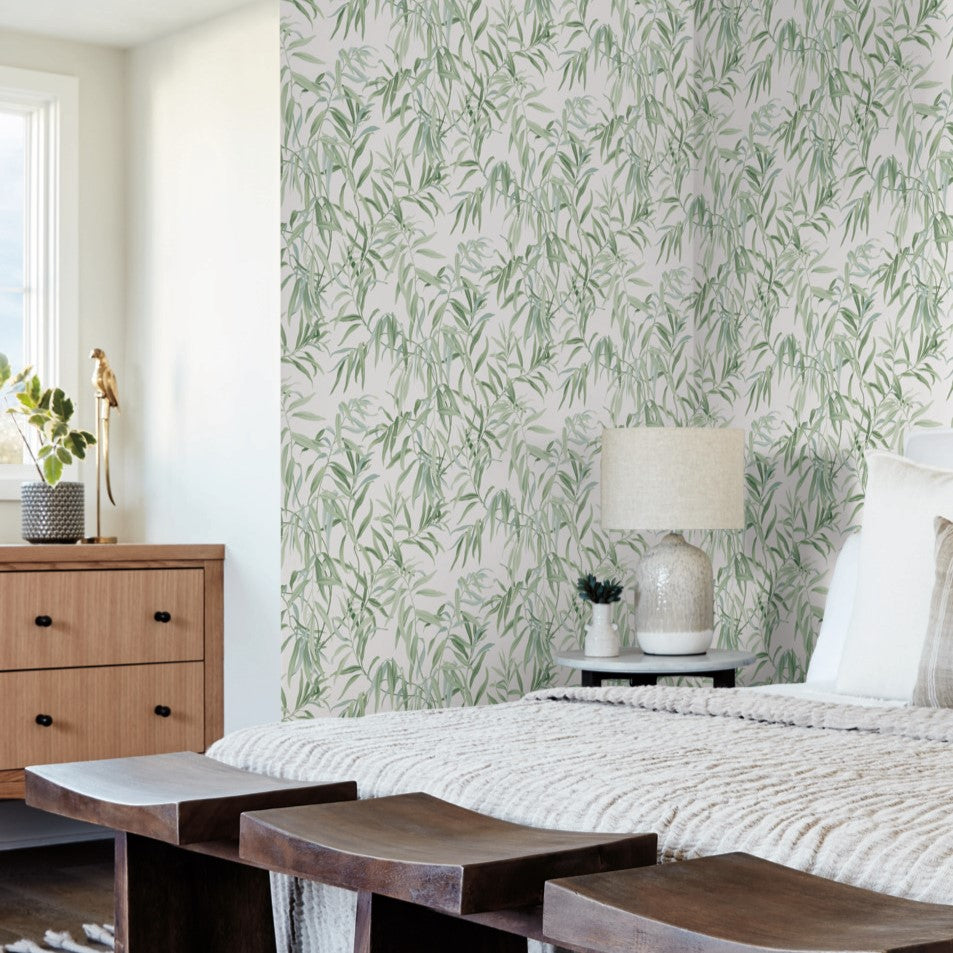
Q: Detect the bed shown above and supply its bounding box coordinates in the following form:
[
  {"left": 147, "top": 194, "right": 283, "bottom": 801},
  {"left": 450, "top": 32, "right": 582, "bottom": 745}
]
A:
[{"left": 209, "top": 431, "right": 953, "bottom": 951}]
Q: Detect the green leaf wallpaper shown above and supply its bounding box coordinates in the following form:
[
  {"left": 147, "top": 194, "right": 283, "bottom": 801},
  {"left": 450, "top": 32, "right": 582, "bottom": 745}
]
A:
[
  {"left": 694, "top": 0, "right": 953, "bottom": 683},
  {"left": 281, "top": 0, "right": 953, "bottom": 715}
]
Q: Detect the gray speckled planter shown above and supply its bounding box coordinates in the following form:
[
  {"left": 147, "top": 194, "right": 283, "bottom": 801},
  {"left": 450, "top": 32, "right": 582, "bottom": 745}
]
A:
[{"left": 21, "top": 481, "right": 85, "bottom": 544}]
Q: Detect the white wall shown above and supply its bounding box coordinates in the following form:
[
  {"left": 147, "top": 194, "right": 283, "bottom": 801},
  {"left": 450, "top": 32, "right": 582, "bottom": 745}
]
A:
[
  {"left": 124, "top": 1, "right": 281, "bottom": 733},
  {"left": 0, "top": 30, "right": 126, "bottom": 540},
  {"left": 0, "top": 28, "right": 127, "bottom": 850},
  {"left": 0, "top": 2, "right": 280, "bottom": 852}
]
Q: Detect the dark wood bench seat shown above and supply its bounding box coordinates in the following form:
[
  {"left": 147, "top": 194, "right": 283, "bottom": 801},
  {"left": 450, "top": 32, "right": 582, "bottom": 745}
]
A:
[
  {"left": 27, "top": 751, "right": 356, "bottom": 844},
  {"left": 239, "top": 790, "right": 657, "bottom": 952},
  {"left": 25, "top": 751, "right": 358, "bottom": 953},
  {"left": 543, "top": 852, "right": 953, "bottom": 953},
  {"left": 241, "top": 791, "right": 655, "bottom": 915}
]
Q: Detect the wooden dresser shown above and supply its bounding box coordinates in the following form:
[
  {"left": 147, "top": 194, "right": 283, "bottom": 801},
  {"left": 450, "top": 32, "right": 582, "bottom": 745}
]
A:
[{"left": 0, "top": 544, "right": 224, "bottom": 799}]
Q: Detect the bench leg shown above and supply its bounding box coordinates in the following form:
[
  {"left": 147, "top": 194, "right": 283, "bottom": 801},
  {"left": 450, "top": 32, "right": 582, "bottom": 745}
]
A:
[
  {"left": 354, "top": 891, "right": 525, "bottom": 953},
  {"left": 115, "top": 833, "right": 277, "bottom": 953}
]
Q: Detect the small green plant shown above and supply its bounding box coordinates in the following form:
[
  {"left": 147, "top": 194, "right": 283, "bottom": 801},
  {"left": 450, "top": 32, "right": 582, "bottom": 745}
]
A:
[
  {"left": 576, "top": 574, "right": 623, "bottom": 604},
  {"left": 0, "top": 354, "right": 95, "bottom": 485}
]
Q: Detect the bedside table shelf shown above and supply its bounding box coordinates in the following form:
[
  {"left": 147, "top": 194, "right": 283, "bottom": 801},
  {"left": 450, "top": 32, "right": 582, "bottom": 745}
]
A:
[{"left": 555, "top": 648, "right": 756, "bottom": 688}]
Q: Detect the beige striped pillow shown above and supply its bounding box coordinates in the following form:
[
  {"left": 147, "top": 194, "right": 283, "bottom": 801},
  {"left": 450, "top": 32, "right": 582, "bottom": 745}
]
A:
[{"left": 914, "top": 516, "right": 953, "bottom": 707}]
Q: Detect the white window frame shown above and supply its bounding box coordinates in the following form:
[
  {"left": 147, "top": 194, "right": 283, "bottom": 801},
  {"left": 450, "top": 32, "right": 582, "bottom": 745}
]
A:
[{"left": 0, "top": 66, "right": 78, "bottom": 498}]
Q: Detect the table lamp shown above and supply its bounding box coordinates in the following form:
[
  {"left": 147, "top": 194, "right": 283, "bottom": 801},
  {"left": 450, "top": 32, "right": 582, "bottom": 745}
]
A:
[{"left": 601, "top": 427, "right": 745, "bottom": 655}]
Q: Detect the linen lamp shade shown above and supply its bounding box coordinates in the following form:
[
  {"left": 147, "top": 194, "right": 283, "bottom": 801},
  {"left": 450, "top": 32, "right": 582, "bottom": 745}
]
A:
[
  {"left": 601, "top": 428, "right": 745, "bottom": 531},
  {"left": 601, "top": 427, "right": 745, "bottom": 655}
]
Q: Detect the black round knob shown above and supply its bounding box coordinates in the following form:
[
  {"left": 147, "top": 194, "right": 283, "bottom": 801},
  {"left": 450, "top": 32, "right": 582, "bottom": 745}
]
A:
[
  {"left": 154, "top": 705, "right": 171, "bottom": 718},
  {"left": 35, "top": 714, "right": 53, "bottom": 727},
  {"left": 34, "top": 615, "right": 52, "bottom": 627},
  {"left": 154, "top": 611, "right": 172, "bottom": 623}
]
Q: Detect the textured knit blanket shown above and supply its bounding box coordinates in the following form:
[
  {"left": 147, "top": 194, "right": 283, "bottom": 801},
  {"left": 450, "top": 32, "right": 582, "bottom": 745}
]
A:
[{"left": 209, "top": 687, "right": 953, "bottom": 951}]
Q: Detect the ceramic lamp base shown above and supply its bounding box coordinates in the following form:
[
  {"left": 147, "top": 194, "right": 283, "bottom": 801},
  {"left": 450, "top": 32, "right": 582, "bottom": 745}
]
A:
[
  {"left": 637, "top": 629, "right": 713, "bottom": 656},
  {"left": 635, "top": 532, "right": 714, "bottom": 657}
]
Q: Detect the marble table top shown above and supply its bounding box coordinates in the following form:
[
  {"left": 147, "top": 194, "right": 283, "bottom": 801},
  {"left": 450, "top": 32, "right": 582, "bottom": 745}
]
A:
[{"left": 555, "top": 647, "right": 757, "bottom": 673}]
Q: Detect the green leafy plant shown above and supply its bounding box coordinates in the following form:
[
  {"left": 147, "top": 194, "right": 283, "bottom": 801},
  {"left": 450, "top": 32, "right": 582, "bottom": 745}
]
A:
[
  {"left": 576, "top": 575, "right": 623, "bottom": 605},
  {"left": 0, "top": 354, "right": 95, "bottom": 485}
]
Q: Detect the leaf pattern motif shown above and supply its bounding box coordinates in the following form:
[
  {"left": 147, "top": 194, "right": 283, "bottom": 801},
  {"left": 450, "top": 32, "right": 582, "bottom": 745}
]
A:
[{"left": 281, "top": 0, "right": 953, "bottom": 715}]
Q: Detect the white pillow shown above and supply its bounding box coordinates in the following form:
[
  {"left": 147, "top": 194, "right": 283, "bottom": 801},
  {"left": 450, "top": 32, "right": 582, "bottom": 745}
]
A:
[
  {"left": 836, "top": 452, "right": 953, "bottom": 700},
  {"left": 905, "top": 429, "right": 953, "bottom": 469},
  {"left": 806, "top": 532, "right": 860, "bottom": 684}
]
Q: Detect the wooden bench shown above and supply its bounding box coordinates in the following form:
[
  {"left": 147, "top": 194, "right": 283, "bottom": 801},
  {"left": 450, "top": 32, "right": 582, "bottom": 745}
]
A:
[
  {"left": 26, "top": 751, "right": 357, "bottom": 953},
  {"left": 30, "top": 755, "right": 953, "bottom": 953},
  {"left": 542, "top": 852, "right": 953, "bottom": 953},
  {"left": 239, "top": 791, "right": 657, "bottom": 952}
]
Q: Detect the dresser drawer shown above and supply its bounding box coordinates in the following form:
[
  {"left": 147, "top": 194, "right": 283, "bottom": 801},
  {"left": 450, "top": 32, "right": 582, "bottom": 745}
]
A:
[
  {"left": 0, "top": 569, "right": 204, "bottom": 670},
  {"left": 0, "top": 662, "right": 204, "bottom": 769}
]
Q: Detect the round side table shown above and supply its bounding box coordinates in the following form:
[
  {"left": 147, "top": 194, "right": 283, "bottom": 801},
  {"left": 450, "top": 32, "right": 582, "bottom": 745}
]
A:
[{"left": 555, "top": 648, "right": 757, "bottom": 688}]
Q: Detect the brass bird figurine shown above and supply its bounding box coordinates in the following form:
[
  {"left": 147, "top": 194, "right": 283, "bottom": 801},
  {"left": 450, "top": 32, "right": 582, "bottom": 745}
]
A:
[{"left": 90, "top": 348, "right": 119, "bottom": 505}]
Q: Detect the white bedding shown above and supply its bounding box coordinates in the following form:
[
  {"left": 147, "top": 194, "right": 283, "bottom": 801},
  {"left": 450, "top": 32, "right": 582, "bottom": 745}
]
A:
[
  {"left": 744, "top": 682, "right": 909, "bottom": 708},
  {"left": 210, "top": 686, "right": 953, "bottom": 952}
]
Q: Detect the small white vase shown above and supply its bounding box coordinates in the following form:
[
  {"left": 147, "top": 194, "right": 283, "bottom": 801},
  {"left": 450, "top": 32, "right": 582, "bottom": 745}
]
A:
[{"left": 584, "top": 603, "right": 620, "bottom": 657}]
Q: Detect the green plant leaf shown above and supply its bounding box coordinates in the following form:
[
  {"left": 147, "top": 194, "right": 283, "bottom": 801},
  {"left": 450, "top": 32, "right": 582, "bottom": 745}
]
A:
[{"left": 42, "top": 454, "right": 63, "bottom": 485}]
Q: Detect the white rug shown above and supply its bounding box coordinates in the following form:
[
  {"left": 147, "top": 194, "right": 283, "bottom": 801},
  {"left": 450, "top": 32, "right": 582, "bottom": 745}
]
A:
[{"left": 4, "top": 924, "right": 114, "bottom": 953}]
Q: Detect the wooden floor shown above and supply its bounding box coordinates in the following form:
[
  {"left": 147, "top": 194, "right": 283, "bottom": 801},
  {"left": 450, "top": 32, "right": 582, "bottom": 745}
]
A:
[{"left": 0, "top": 840, "right": 114, "bottom": 946}]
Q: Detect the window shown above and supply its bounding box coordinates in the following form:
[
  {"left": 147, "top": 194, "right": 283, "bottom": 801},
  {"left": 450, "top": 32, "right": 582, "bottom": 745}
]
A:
[
  {"left": 0, "top": 109, "right": 25, "bottom": 463},
  {"left": 0, "top": 67, "right": 78, "bottom": 491}
]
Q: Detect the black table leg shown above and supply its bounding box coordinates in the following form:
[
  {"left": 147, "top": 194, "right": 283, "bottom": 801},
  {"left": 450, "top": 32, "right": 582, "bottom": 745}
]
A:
[
  {"left": 628, "top": 674, "right": 659, "bottom": 687},
  {"left": 579, "top": 669, "right": 736, "bottom": 688},
  {"left": 581, "top": 671, "right": 661, "bottom": 688}
]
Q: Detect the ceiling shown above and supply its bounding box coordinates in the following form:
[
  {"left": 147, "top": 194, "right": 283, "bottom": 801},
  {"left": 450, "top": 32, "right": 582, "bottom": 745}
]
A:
[{"left": 0, "top": 0, "right": 259, "bottom": 49}]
